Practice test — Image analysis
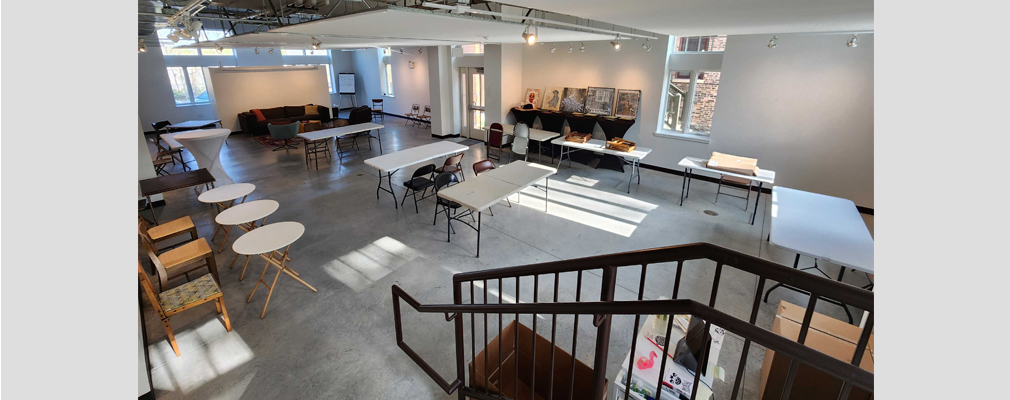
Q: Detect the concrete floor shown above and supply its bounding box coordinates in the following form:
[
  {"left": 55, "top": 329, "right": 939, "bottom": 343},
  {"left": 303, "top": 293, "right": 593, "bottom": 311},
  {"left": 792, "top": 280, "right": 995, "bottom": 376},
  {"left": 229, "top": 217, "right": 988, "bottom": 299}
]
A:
[{"left": 142, "top": 116, "right": 873, "bottom": 400}]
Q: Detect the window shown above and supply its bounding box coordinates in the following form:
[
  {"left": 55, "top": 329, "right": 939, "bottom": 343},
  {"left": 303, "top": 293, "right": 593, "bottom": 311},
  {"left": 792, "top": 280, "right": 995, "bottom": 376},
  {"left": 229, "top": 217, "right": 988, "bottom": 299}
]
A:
[
  {"left": 674, "top": 35, "right": 727, "bottom": 52},
  {"left": 380, "top": 48, "right": 394, "bottom": 96},
  {"left": 385, "top": 63, "right": 394, "bottom": 96},
  {"left": 281, "top": 49, "right": 304, "bottom": 56},
  {"left": 461, "top": 44, "right": 484, "bottom": 54},
  {"left": 157, "top": 28, "right": 233, "bottom": 55},
  {"left": 664, "top": 70, "right": 720, "bottom": 134},
  {"left": 166, "top": 67, "right": 210, "bottom": 105}
]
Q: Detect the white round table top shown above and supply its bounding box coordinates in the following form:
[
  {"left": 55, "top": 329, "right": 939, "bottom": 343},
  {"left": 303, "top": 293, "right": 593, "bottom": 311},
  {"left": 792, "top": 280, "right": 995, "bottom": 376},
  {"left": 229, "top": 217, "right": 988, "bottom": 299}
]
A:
[
  {"left": 173, "top": 128, "right": 231, "bottom": 140},
  {"left": 198, "top": 183, "right": 256, "bottom": 203},
  {"left": 232, "top": 221, "right": 305, "bottom": 255},
  {"left": 215, "top": 200, "right": 279, "bottom": 226}
]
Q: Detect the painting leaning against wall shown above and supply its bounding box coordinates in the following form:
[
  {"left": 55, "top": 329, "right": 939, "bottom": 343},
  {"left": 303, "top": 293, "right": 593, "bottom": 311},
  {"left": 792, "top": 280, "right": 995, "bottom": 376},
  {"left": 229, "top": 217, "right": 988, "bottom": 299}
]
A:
[
  {"left": 560, "top": 87, "right": 588, "bottom": 113},
  {"left": 584, "top": 87, "right": 616, "bottom": 116},
  {"left": 542, "top": 86, "right": 564, "bottom": 111},
  {"left": 614, "top": 89, "right": 642, "bottom": 119}
]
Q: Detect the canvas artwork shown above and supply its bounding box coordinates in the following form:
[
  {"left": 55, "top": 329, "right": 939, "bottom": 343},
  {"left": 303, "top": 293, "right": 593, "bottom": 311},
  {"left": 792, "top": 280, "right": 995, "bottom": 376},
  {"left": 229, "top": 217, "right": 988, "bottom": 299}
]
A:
[
  {"left": 560, "top": 87, "right": 588, "bottom": 113},
  {"left": 542, "top": 86, "right": 564, "bottom": 111},
  {"left": 614, "top": 89, "right": 642, "bottom": 119},
  {"left": 584, "top": 87, "right": 616, "bottom": 116},
  {"left": 523, "top": 88, "right": 541, "bottom": 108}
]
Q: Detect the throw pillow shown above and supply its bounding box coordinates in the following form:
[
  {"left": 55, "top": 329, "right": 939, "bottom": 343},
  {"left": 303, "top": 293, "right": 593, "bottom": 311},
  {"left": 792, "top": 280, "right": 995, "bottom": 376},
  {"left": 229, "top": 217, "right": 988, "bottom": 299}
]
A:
[
  {"left": 252, "top": 109, "right": 266, "bottom": 122},
  {"left": 304, "top": 105, "right": 320, "bottom": 116}
]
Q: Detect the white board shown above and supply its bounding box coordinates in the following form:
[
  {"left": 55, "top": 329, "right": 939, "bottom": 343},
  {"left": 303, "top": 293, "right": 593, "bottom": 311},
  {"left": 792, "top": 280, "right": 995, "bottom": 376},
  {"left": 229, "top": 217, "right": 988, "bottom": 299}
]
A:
[
  {"left": 207, "top": 66, "right": 332, "bottom": 132},
  {"left": 338, "top": 73, "right": 356, "bottom": 94}
]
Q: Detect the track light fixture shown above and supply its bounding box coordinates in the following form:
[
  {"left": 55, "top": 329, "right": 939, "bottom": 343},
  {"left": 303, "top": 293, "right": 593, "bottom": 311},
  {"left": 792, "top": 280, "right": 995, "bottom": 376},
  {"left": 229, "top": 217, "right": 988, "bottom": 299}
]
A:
[
  {"left": 215, "top": 44, "right": 224, "bottom": 54},
  {"left": 567, "top": 43, "right": 573, "bottom": 53},
  {"left": 642, "top": 39, "right": 651, "bottom": 52},
  {"left": 418, "top": 47, "right": 423, "bottom": 54},
  {"left": 255, "top": 47, "right": 260, "bottom": 54},
  {"left": 400, "top": 48, "right": 405, "bottom": 54},
  {"left": 580, "top": 42, "right": 585, "bottom": 52},
  {"left": 847, "top": 34, "right": 858, "bottom": 48},
  {"left": 311, "top": 36, "right": 321, "bottom": 50},
  {"left": 550, "top": 44, "right": 556, "bottom": 53},
  {"left": 768, "top": 36, "right": 778, "bottom": 49},
  {"left": 610, "top": 35, "right": 621, "bottom": 51},
  {"left": 269, "top": 48, "right": 274, "bottom": 54},
  {"left": 522, "top": 25, "right": 538, "bottom": 45},
  {"left": 167, "top": 32, "right": 180, "bottom": 43},
  {"left": 138, "top": 38, "right": 147, "bottom": 53}
]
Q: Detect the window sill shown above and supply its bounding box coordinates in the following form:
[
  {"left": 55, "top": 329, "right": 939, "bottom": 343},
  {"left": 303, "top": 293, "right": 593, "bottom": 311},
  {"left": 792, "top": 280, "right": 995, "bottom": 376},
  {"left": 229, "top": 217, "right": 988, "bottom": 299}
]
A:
[
  {"left": 654, "top": 130, "right": 711, "bottom": 144},
  {"left": 383, "top": 94, "right": 395, "bottom": 98},
  {"left": 175, "top": 102, "right": 212, "bottom": 108}
]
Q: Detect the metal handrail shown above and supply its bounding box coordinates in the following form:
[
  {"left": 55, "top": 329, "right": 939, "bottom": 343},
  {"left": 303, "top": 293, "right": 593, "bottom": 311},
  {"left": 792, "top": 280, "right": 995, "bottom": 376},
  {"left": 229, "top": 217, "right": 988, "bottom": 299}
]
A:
[{"left": 392, "top": 242, "right": 874, "bottom": 400}]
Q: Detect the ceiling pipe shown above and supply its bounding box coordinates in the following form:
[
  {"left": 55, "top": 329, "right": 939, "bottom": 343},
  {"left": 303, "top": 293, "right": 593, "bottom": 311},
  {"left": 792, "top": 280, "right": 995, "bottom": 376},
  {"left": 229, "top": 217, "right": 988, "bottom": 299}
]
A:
[
  {"left": 138, "top": 12, "right": 279, "bottom": 25},
  {"left": 420, "top": 2, "right": 659, "bottom": 40}
]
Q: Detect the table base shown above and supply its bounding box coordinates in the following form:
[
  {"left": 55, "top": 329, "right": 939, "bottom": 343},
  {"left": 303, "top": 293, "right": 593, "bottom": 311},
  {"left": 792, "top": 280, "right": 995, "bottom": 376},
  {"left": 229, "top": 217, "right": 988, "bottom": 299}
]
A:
[
  {"left": 375, "top": 170, "right": 400, "bottom": 209},
  {"left": 762, "top": 254, "right": 874, "bottom": 324},
  {"left": 246, "top": 245, "right": 316, "bottom": 319},
  {"left": 304, "top": 139, "right": 331, "bottom": 170},
  {"left": 556, "top": 147, "right": 641, "bottom": 193},
  {"left": 680, "top": 168, "right": 762, "bottom": 225}
]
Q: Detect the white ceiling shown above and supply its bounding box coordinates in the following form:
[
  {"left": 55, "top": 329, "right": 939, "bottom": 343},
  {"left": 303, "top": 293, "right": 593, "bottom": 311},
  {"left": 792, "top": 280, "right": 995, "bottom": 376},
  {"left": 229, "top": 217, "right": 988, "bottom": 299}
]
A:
[
  {"left": 500, "top": 0, "right": 873, "bottom": 36},
  {"left": 193, "top": 7, "right": 616, "bottom": 50}
]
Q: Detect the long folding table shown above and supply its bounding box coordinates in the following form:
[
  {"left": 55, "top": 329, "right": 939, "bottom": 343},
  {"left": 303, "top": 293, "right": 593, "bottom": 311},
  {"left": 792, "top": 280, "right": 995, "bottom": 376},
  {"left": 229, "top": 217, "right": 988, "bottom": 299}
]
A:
[
  {"left": 297, "top": 122, "right": 385, "bottom": 169},
  {"left": 763, "top": 187, "right": 874, "bottom": 323},
  {"left": 677, "top": 157, "right": 776, "bottom": 225},
  {"left": 435, "top": 161, "right": 556, "bottom": 257},
  {"left": 364, "top": 141, "right": 469, "bottom": 209},
  {"left": 500, "top": 123, "right": 561, "bottom": 163},
  {"left": 550, "top": 138, "right": 652, "bottom": 193}
]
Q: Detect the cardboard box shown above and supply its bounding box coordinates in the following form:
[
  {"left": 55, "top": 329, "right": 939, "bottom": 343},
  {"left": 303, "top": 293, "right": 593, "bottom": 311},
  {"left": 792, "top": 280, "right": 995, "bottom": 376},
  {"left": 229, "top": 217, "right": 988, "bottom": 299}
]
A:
[
  {"left": 707, "top": 152, "right": 759, "bottom": 176},
  {"left": 469, "top": 320, "right": 607, "bottom": 400},
  {"left": 759, "top": 301, "right": 873, "bottom": 400}
]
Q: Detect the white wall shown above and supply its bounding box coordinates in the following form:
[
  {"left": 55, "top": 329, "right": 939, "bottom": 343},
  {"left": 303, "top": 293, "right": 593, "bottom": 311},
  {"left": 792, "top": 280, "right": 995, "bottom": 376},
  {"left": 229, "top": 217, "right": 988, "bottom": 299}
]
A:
[
  {"left": 138, "top": 118, "right": 162, "bottom": 202},
  {"left": 207, "top": 66, "right": 332, "bottom": 132},
  {"left": 351, "top": 48, "right": 431, "bottom": 117},
  {"left": 520, "top": 34, "right": 874, "bottom": 207}
]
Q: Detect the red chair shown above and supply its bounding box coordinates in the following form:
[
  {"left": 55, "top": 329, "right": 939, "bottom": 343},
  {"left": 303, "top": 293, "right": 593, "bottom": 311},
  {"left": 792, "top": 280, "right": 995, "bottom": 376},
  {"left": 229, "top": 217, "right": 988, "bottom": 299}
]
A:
[
  {"left": 486, "top": 123, "right": 511, "bottom": 162},
  {"left": 472, "top": 160, "right": 511, "bottom": 215}
]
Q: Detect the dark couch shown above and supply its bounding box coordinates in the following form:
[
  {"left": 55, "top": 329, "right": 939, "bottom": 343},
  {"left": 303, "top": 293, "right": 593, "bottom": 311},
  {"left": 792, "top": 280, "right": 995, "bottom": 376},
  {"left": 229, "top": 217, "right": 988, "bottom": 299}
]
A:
[
  {"left": 239, "top": 105, "right": 331, "bottom": 136},
  {"left": 333, "top": 106, "right": 372, "bottom": 127}
]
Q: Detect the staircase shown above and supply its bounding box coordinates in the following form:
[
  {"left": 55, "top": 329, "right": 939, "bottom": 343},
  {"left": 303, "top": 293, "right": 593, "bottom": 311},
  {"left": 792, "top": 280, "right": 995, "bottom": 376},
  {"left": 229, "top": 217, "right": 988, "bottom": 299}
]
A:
[{"left": 392, "top": 242, "right": 874, "bottom": 400}]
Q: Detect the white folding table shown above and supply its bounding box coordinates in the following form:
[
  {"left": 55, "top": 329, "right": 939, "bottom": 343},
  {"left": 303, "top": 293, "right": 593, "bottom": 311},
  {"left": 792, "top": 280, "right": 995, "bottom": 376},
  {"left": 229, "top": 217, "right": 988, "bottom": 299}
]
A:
[
  {"left": 173, "top": 129, "right": 234, "bottom": 186},
  {"left": 364, "top": 141, "right": 470, "bottom": 209},
  {"left": 677, "top": 157, "right": 777, "bottom": 225},
  {"left": 763, "top": 187, "right": 874, "bottom": 323},
  {"left": 551, "top": 138, "right": 653, "bottom": 193},
  {"left": 500, "top": 123, "right": 561, "bottom": 163},
  {"left": 297, "top": 122, "right": 385, "bottom": 169},
  {"left": 436, "top": 161, "right": 556, "bottom": 257}
]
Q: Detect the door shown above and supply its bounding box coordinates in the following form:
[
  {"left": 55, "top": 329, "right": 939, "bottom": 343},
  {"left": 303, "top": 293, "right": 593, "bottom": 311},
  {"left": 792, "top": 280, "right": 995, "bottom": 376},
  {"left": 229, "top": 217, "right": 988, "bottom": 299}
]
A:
[{"left": 459, "top": 67, "right": 485, "bottom": 139}]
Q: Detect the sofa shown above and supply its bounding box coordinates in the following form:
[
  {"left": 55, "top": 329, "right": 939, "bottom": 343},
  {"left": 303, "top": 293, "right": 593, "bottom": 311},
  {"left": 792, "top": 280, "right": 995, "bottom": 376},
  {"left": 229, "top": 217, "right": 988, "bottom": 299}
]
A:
[
  {"left": 333, "top": 106, "right": 373, "bottom": 127},
  {"left": 239, "top": 104, "right": 331, "bottom": 136}
]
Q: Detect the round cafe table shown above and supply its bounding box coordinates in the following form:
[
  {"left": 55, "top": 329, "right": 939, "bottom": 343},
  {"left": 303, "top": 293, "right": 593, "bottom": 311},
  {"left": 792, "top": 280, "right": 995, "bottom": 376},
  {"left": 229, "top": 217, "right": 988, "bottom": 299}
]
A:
[
  {"left": 233, "top": 221, "right": 316, "bottom": 319},
  {"left": 215, "top": 199, "right": 279, "bottom": 268},
  {"left": 199, "top": 182, "right": 256, "bottom": 242},
  {"left": 174, "top": 128, "right": 234, "bottom": 186}
]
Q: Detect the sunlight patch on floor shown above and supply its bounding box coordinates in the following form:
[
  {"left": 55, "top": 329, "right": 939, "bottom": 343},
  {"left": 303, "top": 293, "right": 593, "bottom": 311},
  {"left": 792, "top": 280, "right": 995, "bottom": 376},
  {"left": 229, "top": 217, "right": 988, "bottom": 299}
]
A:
[
  {"left": 509, "top": 178, "right": 659, "bottom": 237},
  {"left": 321, "top": 236, "right": 423, "bottom": 291},
  {"left": 151, "top": 327, "right": 254, "bottom": 396}
]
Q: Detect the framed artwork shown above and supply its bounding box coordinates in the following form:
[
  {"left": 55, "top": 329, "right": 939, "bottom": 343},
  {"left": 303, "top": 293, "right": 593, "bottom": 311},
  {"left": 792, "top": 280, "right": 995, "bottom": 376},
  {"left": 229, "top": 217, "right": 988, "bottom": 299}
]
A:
[
  {"left": 523, "top": 88, "right": 541, "bottom": 108},
  {"left": 542, "top": 86, "right": 564, "bottom": 111},
  {"left": 614, "top": 89, "right": 642, "bottom": 119},
  {"left": 584, "top": 87, "right": 616, "bottom": 116},
  {"left": 560, "top": 87, "right": 588, "bottom": 113}
]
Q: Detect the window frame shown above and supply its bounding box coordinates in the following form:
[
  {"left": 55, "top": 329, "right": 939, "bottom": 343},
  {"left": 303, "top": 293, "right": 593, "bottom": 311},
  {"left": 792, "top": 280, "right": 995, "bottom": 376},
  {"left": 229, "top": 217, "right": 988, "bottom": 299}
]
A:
[
  {"left": 166, "top": 66, "right": 212, "bottom": 107},
  {"left": 658, "top": 69, "right": 720, "bottom": 141}
]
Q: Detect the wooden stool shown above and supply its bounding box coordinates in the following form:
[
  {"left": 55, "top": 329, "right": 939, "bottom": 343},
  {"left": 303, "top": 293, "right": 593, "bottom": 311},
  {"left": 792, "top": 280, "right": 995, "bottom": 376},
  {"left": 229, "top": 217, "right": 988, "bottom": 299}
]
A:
[{"left": 233, "top": 222, "right": 317, "bottom": 318}]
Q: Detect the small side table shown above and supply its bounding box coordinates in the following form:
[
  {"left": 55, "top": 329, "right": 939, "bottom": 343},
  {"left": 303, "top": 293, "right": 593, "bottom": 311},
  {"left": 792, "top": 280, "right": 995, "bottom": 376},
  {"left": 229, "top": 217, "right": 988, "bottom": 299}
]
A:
[
  {"left": 214, "top": 200, "right": 279, "bottom": 277},
  {"left": 233, "top": 222, "right": 317, "bottom": 319},
  {"left": 198, "top": 183, "right": 256, "bottom": 242}
]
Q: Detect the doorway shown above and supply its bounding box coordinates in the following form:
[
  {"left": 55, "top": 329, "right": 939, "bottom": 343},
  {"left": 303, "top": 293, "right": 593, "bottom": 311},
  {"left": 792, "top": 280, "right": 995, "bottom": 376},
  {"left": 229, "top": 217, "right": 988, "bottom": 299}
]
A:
[{"left": 459, "top": 67, "right": 485, "bottom": 140}]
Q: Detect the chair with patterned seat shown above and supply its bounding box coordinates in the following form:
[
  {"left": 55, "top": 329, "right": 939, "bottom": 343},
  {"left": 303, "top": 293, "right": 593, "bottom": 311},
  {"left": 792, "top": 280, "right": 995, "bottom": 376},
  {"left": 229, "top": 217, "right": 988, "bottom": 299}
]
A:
[
  {"left": 138, "top": 262, "right": 230, "bottom": 357},
  {"left": 140, "top": 223, "right": 220, "bottom": 292}
]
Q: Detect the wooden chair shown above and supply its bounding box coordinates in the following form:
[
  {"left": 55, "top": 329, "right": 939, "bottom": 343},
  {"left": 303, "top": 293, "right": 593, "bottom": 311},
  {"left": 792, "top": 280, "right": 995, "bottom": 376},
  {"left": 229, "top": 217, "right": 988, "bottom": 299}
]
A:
[
  {"left": 139, "top": 222, "right": 219, "bottom": 292},
  {"left": 138, "top": 262, "right": 230, "bottom": 357},
  {"left": 715, "top": 175, "right": 753, "bottom": 211},
  {"left": 151, "top": 121, "right": 172, "bottom": 145},
  {"left": 153, "top": 156, "right": 173, "bottom": 176},
  {"left": 486, "top": 123, "right": 511, "bottom": 162},
  {"left": 436, "top": 153, "right": 466, "bottom": 182},
  {"left": 149, "top": 137, "right": 189, "bottom": 171},
  {"left": 139, "top": 216, "right": 198, "bottom": 251},
  {"left": 418, "top": 106, "right": 431, "bottom": 128},
  {"left": 371, "top": 99, "right": 384, "bottom": 122},
  {"left": 473, "top": 160, "right": 511, "bottom": 215},
  {"left": 404, "top": 104, "right": 420, "bottom": 125}
]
